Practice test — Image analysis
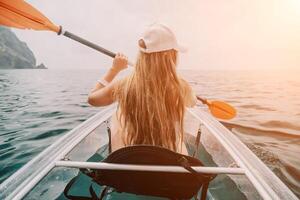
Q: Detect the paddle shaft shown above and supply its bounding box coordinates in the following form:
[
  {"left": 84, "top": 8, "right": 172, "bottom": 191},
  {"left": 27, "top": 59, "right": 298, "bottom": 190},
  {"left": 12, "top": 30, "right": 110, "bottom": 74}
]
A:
[
  {"left": 196, "top": 96, "right": 209, "bottom": 105},
  {"left": 62, "top": 31, "right": 116, "bottom": 58},
  {"left": 59, "top": 29, "right": 134, "bottom": 66}
]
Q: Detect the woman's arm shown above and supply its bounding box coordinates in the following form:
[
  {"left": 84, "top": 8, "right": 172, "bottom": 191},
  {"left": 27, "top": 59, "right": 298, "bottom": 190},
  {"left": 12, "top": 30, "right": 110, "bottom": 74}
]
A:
[{"left": 88, "top": 53, "right": 128, "bottom": 107}]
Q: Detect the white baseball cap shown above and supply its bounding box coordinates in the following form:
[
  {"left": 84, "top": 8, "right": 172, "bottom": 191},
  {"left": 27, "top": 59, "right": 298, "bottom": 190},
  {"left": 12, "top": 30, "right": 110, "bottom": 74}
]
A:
[{"left": 139, "top": 24, "right": 187, "bottom": 53}]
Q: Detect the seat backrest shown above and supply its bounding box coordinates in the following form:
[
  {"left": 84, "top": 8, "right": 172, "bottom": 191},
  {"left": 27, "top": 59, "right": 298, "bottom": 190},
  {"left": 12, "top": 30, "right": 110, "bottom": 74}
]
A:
[{"left": 92, "top": 145, "right": 213, "bottom": 199}]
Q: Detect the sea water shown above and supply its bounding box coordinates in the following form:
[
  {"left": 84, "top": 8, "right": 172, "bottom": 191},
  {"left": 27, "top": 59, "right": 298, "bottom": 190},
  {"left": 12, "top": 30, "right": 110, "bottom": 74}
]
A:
[{"left": 0, "top": 69, "right": 299, "bottom": 197}]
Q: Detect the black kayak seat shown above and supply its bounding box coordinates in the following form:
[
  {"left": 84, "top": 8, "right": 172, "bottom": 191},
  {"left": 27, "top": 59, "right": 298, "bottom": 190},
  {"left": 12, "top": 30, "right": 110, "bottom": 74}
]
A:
[{"left": 64, "top": 145, "right": 215, "bottom": 200}]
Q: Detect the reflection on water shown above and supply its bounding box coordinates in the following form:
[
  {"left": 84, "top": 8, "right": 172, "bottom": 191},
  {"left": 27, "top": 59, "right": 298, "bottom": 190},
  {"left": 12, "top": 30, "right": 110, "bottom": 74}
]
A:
[{"left": 0, "top": 69, "right": 299, "bottom": 197}]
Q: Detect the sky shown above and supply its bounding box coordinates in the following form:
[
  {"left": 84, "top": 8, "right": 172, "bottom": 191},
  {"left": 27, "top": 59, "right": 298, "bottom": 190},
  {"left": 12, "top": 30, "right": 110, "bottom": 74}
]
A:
[{"left": 13, "top": 0, "right": 300, "bottom": 70}]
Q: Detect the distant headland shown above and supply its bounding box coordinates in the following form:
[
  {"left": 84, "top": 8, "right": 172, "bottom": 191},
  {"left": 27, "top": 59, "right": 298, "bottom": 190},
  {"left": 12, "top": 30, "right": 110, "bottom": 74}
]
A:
[{"left": 0, "top": 26, "right": 47, "bottom": 69}]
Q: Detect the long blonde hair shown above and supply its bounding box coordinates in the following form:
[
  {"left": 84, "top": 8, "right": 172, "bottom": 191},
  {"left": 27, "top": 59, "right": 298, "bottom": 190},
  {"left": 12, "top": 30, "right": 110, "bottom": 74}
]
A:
[{"left": 114, "top": 44, "right": 185, "bottom": 151}]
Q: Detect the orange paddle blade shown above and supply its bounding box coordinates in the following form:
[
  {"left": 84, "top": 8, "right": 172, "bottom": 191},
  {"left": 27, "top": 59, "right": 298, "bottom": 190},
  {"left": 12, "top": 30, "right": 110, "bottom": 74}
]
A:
[
  {"left": 208, "top": 100, "right": 237, "bottom": 120},
  {"left": 0, "top": 0, "right": 59, "bottom": 32}
]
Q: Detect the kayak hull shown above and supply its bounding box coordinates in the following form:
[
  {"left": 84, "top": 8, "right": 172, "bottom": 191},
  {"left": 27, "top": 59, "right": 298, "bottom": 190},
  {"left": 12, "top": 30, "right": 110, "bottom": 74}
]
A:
[{"left": 0, "top": 105, "right": 297, "bottom": 200}]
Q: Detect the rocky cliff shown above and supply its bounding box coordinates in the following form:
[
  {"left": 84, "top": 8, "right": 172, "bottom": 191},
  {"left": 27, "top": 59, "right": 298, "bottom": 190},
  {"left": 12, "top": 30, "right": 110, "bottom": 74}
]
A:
[{"left": 0, "top": 26, "right": 45, "bottom": 69}]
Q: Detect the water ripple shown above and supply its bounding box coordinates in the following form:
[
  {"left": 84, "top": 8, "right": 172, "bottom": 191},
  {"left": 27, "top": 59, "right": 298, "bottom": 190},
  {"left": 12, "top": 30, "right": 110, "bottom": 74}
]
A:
[{"left": 29, "top": 129, "right": 69, "bottom": 140}]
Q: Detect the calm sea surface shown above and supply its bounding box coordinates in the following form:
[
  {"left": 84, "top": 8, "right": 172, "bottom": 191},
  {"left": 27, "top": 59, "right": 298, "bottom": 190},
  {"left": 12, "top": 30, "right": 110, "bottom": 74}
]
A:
[{"left": 0, "top": 69, "right": 299, "bottom": 197}]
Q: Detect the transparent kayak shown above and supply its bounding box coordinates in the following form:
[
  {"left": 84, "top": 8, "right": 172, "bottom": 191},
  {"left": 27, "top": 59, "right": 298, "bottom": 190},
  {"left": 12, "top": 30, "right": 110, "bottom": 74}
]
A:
[{"left": 0, "top": 105, "right": 297, "bottom": 200}]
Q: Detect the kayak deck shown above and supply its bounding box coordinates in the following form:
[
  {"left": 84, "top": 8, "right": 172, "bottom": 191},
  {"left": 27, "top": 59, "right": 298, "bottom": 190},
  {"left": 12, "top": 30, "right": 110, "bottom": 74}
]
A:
[{"left": 0, "top": 105, "right": 297, "bottom": 200}]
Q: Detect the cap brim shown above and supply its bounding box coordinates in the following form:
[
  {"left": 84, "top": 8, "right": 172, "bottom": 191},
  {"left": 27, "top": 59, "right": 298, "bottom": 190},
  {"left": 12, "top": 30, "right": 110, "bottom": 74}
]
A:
[{"left": 139, "top": 44, "right": 188, "bottom": 53}]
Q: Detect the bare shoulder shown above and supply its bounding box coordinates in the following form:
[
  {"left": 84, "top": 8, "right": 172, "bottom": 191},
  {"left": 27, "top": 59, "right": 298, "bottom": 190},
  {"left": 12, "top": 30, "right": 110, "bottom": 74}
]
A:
[
  {"left": 179, "top": 77, "right": 189, "bottom": 85},
  {"left": 178, "top": 78, "right": 197, "bottom": 107},
  {"left": 179, "top": 78, "right": 192, "bottom": 93}
]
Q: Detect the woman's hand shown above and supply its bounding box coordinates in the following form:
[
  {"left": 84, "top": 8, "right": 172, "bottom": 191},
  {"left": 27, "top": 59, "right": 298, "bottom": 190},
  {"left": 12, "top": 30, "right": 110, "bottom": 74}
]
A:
[
  {"left": 111, "top": 53, "right": 128, "bottom": 72},
  {"left": 88, "top": 53, "right": 128, "bottom": 107}
]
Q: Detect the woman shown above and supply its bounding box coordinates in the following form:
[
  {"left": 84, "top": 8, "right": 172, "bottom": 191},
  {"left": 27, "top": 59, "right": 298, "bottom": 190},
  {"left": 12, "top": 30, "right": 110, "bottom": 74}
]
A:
[{"left": 88, "top": 24, "right": 197, "bottom": 154}]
